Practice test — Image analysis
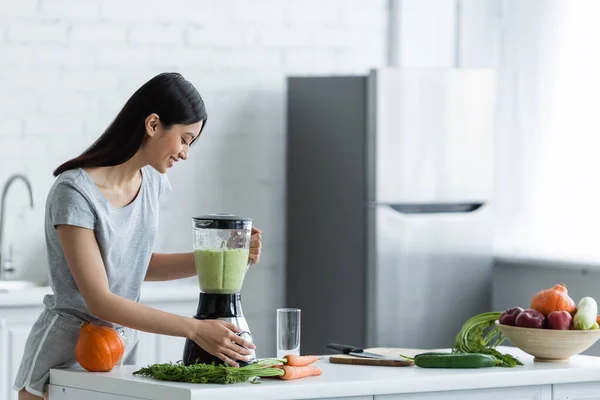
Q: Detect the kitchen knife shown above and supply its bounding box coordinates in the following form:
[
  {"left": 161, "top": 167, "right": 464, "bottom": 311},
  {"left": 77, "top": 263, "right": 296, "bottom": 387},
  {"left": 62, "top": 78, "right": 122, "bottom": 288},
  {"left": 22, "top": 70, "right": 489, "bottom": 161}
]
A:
[{"left": 327, "top": 343, "right": 407, "bottom": 361}]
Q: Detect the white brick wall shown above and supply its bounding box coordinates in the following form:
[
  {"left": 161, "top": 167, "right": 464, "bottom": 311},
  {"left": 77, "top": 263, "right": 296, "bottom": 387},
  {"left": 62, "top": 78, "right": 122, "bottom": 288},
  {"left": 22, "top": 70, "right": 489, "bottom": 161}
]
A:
[{"left": 0, "top": 0, "right": 386, "bottom": 356}]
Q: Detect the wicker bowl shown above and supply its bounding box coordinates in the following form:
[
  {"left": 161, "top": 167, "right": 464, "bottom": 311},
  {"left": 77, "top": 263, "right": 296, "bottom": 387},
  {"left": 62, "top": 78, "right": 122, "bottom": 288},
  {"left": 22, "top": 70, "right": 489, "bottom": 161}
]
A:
[{"left": 496, "top": 320, "right": 600, "bottom": 362}]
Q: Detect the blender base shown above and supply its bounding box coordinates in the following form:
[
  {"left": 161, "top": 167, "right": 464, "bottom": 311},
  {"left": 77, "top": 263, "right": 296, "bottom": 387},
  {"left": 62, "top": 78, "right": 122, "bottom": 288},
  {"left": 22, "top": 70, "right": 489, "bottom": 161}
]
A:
[{"left": 182, "top": 293, "right": 257, "bottom": 366}]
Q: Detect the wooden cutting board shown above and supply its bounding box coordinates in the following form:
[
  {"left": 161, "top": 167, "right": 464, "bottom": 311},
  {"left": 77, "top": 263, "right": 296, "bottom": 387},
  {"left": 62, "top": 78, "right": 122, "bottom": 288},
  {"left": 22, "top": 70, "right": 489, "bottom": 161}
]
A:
[{"left": 328, "top": 347, "right": 427, "bottom": 367}]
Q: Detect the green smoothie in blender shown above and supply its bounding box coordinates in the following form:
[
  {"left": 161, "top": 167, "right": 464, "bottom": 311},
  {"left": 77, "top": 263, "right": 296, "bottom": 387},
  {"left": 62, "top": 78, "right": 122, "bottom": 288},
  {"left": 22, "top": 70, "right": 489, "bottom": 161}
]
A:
[{"left": 194, "top": 248, "right": 250, "bottom": 294}]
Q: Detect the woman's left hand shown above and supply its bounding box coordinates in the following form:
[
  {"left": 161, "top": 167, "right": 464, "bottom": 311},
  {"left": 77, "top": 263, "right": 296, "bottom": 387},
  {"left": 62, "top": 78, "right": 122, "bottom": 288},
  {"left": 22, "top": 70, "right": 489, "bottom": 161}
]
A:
[{"left": 249, "top": 226, "right": 262, "bottom": 265}]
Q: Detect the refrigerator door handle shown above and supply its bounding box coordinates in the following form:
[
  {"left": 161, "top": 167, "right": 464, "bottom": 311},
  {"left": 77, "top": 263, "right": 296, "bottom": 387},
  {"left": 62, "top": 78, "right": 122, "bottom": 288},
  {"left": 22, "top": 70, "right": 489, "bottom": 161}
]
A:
[{"left": 385, "top": 202, "right": 485, "bottom": 215}]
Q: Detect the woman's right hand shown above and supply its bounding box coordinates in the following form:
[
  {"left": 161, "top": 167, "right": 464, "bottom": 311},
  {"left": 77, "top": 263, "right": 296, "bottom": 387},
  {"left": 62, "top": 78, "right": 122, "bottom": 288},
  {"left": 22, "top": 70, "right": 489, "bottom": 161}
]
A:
[{"left": 189, "top": 319, "right": 256, "bottom": 367}]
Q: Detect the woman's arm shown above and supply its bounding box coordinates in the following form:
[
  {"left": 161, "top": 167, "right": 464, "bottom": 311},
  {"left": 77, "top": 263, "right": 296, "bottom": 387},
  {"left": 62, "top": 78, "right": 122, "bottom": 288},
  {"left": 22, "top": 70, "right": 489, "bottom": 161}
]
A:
[
  {"left": 145, "top": 252, "right": 196, "bottom": 281},
  {"left": 144, "top": 227, "right": 262, "bottom": 281},
  {"left": 56, "top": 224, "right": 254, "bottom": 366}
]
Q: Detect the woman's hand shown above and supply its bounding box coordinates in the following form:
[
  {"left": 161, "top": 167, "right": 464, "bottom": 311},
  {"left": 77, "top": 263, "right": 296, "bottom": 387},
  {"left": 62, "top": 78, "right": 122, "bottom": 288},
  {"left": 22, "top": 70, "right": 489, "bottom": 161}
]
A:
[
  {"left": 249, "top": 226, "right": 262, "bottom": 265},
  {"left": 189, "top": 319, "right": 256, "bottom": 367}
]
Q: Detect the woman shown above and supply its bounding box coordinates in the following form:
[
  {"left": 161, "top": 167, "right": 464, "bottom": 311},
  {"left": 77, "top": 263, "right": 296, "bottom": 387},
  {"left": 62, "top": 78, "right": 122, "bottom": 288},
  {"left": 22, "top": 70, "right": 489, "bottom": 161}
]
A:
[{"left": 13, "top": 72, "right": 261, "bottom": 400}]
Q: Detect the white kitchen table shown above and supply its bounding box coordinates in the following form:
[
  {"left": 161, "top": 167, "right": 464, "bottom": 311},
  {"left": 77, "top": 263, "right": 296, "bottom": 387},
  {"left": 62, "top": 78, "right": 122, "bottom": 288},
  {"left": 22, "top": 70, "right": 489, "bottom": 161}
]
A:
[{"left": 47, "top": 346, "right": 600, "bottom": 400}]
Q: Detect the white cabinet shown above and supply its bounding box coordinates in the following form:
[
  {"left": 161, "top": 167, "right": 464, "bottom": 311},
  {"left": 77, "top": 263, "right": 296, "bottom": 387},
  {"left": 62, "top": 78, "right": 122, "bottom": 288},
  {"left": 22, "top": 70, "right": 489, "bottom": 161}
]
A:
[
  {"left": 0, "top": 308, "right": 41, "bottom": 400},
  {"left": 553, "top": 382, "right": 600, "bottom": 400},
  {"left": 156, "top": 334, "right": 187, "bottom": 363},
  {"left": 7, "top": 324, "right": 34, "bottom": 400},
  {"left": 377, "top": 385, "right": 552, "bottom": 400},
  {"left": 136, "top": 331, "right": 158, "bottom": 367},
  {"left": 0, "top": 296, "right": 198, "bottom": 400},
  {"left": 143, "top": 301, "right": 195, "bottom": 365},
  {"left": 0, "top": 319, "right": 8, "bottom": 400},
  {"left": 134, "top": 323, "right": 188, "bottom": 366},
  {"left": 49, "top": 386, "right": 143, "bottom": 400},
  {"left": 51, "top": 385, "right": 376, "bottom": 400}
]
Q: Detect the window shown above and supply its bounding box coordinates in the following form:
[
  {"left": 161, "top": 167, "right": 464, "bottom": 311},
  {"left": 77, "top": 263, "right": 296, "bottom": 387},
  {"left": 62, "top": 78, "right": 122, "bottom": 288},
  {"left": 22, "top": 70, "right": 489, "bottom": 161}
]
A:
[{"left": 494, "top": 0, "right": 600, "bottom": 263}]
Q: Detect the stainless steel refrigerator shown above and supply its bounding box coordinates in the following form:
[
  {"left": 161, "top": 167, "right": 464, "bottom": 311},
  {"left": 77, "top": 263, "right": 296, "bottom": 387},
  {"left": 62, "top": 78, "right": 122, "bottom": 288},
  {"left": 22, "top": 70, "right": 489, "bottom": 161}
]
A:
[{"left": 285, "top": 68, "right": 497, "bottom": 354}]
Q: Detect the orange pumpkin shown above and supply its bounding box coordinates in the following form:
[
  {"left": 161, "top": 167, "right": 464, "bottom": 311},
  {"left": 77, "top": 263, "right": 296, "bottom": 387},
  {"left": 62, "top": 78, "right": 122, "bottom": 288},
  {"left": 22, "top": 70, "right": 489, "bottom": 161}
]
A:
[
  {"left": 530, "top": 283, "right": 577, "bottom": 316},
  {"left": 75, "top": 323, "right": 125, "bottom": 372}
]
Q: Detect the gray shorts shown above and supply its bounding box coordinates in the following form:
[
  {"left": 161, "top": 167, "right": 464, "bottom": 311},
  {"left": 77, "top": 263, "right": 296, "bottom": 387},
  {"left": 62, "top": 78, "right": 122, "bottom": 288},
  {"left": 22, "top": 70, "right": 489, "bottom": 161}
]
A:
[{"left": 13, "top": 308, "right": 139, "bottom": 397}]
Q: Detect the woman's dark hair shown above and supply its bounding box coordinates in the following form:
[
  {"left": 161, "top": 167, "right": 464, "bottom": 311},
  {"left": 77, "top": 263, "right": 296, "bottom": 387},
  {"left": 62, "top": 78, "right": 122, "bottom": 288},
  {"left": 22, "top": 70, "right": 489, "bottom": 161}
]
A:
[{"left": 53, "top": 72, "right": 207, "bottom": 177}]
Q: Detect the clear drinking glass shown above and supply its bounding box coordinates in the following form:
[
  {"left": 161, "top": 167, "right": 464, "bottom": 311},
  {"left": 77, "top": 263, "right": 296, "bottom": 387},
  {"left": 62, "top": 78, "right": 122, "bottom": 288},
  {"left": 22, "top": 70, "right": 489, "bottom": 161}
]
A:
[{"left": 277, "top": 308, "right": 301, "bottom": 358}]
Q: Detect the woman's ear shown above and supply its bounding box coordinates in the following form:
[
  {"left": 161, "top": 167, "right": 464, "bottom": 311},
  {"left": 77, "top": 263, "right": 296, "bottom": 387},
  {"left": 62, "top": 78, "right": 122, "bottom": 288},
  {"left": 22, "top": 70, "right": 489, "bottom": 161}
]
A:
[{"left": 145, "top": 113, "right": 160, "bottom": 137}]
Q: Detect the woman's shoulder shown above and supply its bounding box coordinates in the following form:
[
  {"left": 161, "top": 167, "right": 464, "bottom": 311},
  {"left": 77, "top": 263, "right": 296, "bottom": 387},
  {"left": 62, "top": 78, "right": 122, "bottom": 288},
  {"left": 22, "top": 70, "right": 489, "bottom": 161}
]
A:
[
  {"left": 48, "top": 168, "right": 93, "bottom": 204},
  {"left": 46, "top": 169, "right": 97, "bottom": 229},
  {"left": 54, "top": 168, "right": 85, "bottom": 185},
  {"left": 51, "top": 168, "right": 91, "bottom": 193}
]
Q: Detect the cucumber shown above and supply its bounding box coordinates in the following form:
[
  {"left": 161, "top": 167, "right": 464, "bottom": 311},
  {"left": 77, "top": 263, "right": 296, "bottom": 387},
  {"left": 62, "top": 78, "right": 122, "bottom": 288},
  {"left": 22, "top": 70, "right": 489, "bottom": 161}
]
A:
[
  {"left": 414, "top": 353, "right": 498, "bottom": 369},
  {"left": 399, "top": 352, "right": 453, "bottom": 361},
  {"left": 413, "top": 352, "right": 454, "bottom": 358}
]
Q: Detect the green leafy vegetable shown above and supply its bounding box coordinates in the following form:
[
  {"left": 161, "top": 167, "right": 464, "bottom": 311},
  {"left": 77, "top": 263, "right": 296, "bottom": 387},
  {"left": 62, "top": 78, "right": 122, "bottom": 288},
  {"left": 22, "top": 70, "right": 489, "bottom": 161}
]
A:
[
  {"left": 453, "top": 311, "right": 523, "bottom": 367},
  {"left": 133, "top": 359, "right": 285, "bottom": 384}
]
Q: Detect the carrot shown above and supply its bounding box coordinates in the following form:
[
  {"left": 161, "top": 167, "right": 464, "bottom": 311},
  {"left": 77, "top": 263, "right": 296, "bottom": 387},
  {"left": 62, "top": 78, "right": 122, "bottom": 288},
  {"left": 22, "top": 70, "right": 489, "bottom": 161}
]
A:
[
  {"left": 277, "top": 365, "right": 322, "bottom": 380},
  {"left": 596, "top": 315, "right": 600, "bottom": 325},
  {"left": 284, "top": 355, "right": 321, "bottom": 366}
]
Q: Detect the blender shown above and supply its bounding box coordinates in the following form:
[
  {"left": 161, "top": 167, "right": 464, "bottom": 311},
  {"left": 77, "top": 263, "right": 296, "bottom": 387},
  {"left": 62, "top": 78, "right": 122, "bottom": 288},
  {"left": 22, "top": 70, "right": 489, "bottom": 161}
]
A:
[{"left": 182, "top": 214, "right": 257, "bottom": 366}]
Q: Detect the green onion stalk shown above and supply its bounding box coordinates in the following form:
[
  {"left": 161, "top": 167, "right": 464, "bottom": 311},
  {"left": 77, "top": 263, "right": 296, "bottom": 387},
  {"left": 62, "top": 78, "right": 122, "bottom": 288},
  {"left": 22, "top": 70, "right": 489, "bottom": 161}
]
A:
[{"left": 453, "top": 311, "right": 523, "bottom": 367}]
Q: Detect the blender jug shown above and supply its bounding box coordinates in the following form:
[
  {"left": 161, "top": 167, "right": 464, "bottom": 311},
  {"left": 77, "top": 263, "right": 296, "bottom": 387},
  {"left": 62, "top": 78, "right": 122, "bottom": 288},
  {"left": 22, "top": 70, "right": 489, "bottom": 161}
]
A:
[
  {"left": 183, "top": 214, "right": 257, "bottom": 366},
  {"left": 193, "top": 214, "right": 252, "bottom": 294}
]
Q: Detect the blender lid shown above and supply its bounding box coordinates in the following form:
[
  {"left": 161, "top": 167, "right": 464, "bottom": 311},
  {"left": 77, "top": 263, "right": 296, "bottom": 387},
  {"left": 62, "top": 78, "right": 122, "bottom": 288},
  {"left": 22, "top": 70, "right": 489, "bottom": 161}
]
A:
[{"left": 193, "top": 214, "right": 252, "bottom": 230}]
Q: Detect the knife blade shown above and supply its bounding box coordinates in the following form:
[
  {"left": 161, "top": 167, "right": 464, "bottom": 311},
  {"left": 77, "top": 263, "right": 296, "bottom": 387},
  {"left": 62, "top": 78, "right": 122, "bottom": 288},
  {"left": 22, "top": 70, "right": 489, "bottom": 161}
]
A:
[{"left": 326, "top": 343, "right": 407, "bottom": 361}]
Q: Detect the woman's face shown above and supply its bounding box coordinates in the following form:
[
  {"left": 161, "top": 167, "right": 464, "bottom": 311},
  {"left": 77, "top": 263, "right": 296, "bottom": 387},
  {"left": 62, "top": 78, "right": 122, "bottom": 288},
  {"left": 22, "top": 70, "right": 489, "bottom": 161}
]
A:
[{"left": 144, "top": 114, "right": 203, "bottom": 174}]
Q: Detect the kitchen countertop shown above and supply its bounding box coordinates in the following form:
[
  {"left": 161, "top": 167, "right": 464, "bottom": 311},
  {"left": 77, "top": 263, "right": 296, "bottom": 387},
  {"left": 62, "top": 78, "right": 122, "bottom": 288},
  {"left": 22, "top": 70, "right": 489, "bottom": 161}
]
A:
[
  {"left": 48, "top": 347, "right": 600, "bottom": 400},
  {"left": 0, "top": 280, "right": 200, "bottom": 308}
]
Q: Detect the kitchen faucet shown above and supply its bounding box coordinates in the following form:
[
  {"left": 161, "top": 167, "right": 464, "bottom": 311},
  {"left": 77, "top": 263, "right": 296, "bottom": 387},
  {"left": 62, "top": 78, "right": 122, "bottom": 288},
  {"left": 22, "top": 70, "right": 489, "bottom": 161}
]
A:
[{"left": 0, "top": 174, "right": 34, "bottom": 281}]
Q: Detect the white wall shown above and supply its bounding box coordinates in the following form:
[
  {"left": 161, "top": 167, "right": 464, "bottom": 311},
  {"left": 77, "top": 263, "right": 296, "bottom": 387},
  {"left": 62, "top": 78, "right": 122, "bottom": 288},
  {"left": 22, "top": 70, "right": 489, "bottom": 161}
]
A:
[
  {"left": 0, "top": 0, "right": 387, "bottom": 355},
  {"left": 0, "top": 0, "right": 505, "bottom": 357},
  {"left": 493, "top": 0, "right": 600, "bottom": 263}
]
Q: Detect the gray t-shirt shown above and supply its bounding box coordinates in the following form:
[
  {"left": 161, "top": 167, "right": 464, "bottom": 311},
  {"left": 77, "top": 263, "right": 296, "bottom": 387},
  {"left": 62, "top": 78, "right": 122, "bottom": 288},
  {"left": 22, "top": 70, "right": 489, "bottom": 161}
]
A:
[{"left": 42, "top": 166, "right": 171, "bottom": 327}]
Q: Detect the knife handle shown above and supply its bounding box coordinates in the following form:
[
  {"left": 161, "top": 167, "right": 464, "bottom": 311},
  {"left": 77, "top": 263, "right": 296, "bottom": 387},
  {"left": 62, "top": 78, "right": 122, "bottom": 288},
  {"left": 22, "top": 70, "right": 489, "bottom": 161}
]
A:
[{"left": 326, "top": 343, "right": 364, "bottom": 354}]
